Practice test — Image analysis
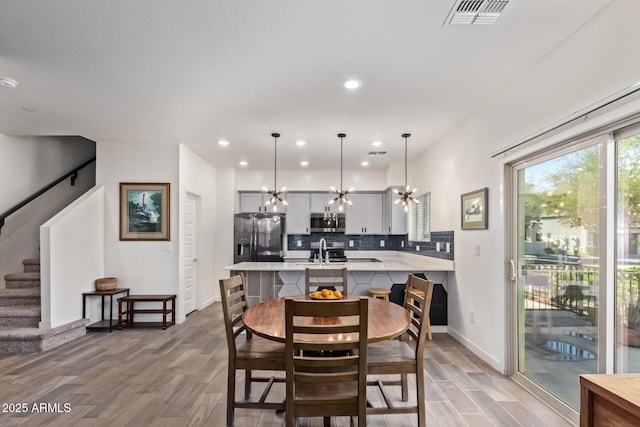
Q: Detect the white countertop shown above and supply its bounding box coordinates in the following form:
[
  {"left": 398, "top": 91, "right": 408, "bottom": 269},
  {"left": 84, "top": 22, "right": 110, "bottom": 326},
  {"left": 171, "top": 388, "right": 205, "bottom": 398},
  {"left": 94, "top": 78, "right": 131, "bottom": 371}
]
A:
[{"left": 225, "top": 253, "right": 454, "bottom": 272}]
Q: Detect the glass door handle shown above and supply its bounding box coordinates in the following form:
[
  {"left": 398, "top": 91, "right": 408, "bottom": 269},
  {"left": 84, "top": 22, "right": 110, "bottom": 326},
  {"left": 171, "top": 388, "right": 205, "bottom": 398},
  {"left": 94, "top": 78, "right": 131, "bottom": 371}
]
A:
[{"left": 509, "top": 260, "right": 517, "bottom": 281}]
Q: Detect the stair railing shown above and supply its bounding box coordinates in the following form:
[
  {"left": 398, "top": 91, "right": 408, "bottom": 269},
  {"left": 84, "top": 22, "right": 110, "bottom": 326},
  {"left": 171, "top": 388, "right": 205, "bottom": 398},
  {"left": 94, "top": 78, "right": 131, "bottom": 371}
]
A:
[{"left": 0, "top": 156, "right": 96, "bottom": 235}]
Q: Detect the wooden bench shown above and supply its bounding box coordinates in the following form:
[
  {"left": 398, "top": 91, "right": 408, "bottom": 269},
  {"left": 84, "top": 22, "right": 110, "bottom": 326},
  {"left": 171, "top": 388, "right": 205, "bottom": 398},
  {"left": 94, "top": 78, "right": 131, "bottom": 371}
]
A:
[{"left": 117, "top": 294, "right": 176, "bottom": 330}]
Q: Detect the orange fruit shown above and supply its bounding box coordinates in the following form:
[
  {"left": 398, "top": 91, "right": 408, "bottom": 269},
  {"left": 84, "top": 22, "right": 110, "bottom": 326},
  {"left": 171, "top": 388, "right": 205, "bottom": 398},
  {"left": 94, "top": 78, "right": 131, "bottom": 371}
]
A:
[{"left": 333, "top": 290, "right": 342, "bottom": 298}]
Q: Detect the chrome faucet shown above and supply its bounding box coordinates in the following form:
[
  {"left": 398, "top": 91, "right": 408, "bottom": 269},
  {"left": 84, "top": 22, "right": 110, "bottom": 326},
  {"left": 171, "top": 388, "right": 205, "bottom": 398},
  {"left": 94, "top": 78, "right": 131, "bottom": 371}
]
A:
[{"left": 319, "top": 238, "right": 327, "bottom": 265}]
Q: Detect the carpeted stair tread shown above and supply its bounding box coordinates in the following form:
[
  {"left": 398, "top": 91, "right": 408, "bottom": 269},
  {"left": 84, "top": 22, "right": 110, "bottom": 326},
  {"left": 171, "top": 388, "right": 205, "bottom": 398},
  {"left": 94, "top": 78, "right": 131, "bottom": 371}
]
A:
[
  {"left": 22, "top": 259, "right": 40, "bottom": 273},
  {"left": 0, "top": 327, "right": 48, "bottom": 339},
  {"left": 4, "top": 272, "right": 40, "bottom": 281},
  {"left": 0, "top": 305, "right": 40, "bottom": 317},
  {"left": 0, "top": 288, "right": 40, "bottom": 297},
  {"left": 0, "top": 318, "right": 88, "bottom": 339}
]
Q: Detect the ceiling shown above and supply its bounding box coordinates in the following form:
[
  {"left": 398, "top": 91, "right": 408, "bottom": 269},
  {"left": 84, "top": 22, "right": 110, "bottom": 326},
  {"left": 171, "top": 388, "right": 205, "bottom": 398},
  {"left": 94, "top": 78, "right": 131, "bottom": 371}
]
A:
[{"left": 0, "top": 0, "right": 613, "bottom": 171}]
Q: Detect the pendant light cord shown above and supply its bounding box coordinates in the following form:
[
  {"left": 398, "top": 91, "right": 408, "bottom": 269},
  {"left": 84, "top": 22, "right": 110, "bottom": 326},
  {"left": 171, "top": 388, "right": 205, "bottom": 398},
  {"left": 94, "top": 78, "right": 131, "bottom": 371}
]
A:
[
  {"left": 271, "top": 132, "right": 280, "bottom": 191},
  {"left": 340, "top": 135, "right": 343, "bottom": 190},
  {"left": 404, "top": 135, "right": 408, "bottom": 188}
]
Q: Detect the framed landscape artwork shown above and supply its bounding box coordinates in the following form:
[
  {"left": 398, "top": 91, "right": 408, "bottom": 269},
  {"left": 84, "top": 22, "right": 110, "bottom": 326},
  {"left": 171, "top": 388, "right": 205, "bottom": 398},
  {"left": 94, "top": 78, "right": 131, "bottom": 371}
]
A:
[
  {"left": 461, "top": 187, "right": 488, "bottom": 230},
  {"left": 119, "top": 182, "right": 170, "bottom": 240}
]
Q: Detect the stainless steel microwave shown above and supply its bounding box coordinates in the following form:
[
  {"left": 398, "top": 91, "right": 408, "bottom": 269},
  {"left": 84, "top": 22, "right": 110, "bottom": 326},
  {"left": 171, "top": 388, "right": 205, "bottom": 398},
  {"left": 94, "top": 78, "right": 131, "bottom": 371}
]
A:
[{"left": 310, "top": 212, "right": 346, "bottom": 233}]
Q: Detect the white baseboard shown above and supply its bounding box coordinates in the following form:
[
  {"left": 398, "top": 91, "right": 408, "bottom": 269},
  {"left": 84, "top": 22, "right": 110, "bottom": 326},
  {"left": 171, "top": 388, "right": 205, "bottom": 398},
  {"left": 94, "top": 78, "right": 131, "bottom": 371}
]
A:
[{"left": 447, "top": 326, "right": 505, "bottom": 374}]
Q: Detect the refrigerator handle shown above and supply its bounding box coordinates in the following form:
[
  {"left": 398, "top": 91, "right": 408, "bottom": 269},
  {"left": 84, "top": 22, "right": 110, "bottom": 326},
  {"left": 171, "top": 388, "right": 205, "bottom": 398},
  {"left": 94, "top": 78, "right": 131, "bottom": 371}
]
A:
[{"left": 252, "top": 226, "right": 257, "bottom": 261}]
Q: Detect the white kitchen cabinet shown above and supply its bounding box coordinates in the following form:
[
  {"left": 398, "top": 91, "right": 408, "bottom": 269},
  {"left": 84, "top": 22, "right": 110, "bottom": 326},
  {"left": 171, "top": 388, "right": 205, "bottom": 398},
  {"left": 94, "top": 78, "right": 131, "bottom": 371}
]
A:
[
  {"left": 383, "top": 187, "right": 407, "bottom": 235},
  {"left": 285, "top": 193, "right": 310, "bottom": 234},
  {"left": 345, "top": 193, "right": 383, "bottom": 234},
  {"left": 239, "top": 192, "right": 287, "bottom": 213},
  {"left": 310, "top": 193, "right": 341, "bottom": 213}
]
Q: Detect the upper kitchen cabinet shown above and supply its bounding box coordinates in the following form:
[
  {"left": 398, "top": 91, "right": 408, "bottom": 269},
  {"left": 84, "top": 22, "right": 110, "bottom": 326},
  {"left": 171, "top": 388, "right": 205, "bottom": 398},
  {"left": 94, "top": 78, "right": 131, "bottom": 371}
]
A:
[
  {"left": 345, "top": 193, "right": 383, "bottom": 235},
  {"left": 285, "top": 193, "right": 310, "bottom": 234},
  {"left": 310, "top": 193, "right": 341, "bottom": 213},
  {"left": 239, "top": 191, "right": 287, "bottom": 213},
  {"left": 383, "top": 187, "right": 407, "bottom": 235}
]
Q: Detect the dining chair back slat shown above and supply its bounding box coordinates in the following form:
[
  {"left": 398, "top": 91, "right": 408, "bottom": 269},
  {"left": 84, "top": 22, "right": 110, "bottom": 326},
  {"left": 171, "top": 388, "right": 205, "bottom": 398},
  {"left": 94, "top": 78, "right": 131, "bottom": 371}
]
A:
[
  {"left": 285, "top": 297, "right": 368, "bottom": 427},
  {"left": 304, "top": 267, "right": 348, "bottom": 296},
  {"left": 219, "top": 274, "right": 285, "bottom": 426},
  {"left": 366, "top": 273, "right": 434, "bottom": 427}
]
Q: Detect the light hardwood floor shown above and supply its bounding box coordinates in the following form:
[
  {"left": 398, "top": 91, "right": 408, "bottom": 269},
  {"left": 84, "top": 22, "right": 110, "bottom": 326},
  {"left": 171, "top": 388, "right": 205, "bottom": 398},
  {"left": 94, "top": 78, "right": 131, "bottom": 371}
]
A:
[{"left": 0, "top": 302, "right": 573, "bottom": 426}]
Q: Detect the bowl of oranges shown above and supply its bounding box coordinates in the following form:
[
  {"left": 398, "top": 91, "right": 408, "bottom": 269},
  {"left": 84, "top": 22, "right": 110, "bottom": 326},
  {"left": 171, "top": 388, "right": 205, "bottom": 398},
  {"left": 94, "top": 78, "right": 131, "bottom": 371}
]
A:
[{"left": 309, "top": 288, "right": 343, "bottom": 300}]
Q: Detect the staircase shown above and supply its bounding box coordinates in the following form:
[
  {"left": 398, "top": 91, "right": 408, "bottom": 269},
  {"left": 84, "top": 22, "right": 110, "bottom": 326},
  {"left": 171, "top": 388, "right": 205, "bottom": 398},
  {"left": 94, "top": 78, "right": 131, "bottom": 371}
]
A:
[{"left": 0, "top": 259, "right": 88, "bottom": 353}]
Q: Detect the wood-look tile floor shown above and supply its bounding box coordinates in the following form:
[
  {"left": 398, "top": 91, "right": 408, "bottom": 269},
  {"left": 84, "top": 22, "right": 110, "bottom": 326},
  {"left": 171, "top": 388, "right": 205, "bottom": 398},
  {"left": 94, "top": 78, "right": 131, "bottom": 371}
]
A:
[{"left": 0, "top": 303, "right": 573, "bottom": 427}]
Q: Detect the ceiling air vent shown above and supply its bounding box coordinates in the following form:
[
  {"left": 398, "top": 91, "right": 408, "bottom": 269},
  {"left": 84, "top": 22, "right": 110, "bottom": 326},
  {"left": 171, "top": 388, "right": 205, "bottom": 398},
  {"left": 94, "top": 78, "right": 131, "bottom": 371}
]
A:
[
  {"left": 367, "top": 151, "right": 387, "bottom": 157},
  {"left": 445, "top": 0, "right": 509, "bottom": 26}
]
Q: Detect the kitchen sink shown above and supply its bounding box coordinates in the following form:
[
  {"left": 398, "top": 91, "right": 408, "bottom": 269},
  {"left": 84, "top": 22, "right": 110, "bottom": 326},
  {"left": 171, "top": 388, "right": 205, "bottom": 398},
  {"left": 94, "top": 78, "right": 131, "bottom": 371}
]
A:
[
  {"left": 346, "top": 258, "right": 382, "bottom": 263},
  {"left": 295, "top": 263, "right": 345, "bottom": 267}
]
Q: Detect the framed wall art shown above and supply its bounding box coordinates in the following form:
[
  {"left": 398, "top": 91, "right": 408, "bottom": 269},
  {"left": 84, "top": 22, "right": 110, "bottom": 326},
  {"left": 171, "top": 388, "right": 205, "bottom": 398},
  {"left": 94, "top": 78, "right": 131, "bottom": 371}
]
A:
[
  {"left": 461, "top": 187, "right": 488, "bottom": 230},
  {"left": 119, "top": 182, "right": 170, "bottom": 240}
]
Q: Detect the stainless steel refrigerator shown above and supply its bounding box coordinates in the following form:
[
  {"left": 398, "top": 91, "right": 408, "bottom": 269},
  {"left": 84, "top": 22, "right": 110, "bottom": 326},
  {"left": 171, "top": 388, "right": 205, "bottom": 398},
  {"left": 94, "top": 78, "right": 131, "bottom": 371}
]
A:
[{"left": 234, "top": 213, "right": 286, "bottom": 263}]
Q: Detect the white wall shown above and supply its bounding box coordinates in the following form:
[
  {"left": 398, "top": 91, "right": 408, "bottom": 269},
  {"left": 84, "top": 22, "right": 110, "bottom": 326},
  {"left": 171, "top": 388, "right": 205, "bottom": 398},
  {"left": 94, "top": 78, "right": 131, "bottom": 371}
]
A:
[
  {"left": 40, "top": 186, "right": 104, "bottom": 329},
  {"left": 0, "top": 135, "right": 95, "bottom": 282},
  {"left": 414, "top": 0, "right": 640, "bottom": 373},
  {"left": 179, "top": 145, "right": 218, "bottom": 311},
  {"left": 96, "top": 142, "right": 181, "bottom": 320},
  {"left": 215, "top": 167, "right": 235, "bottom": 293}
]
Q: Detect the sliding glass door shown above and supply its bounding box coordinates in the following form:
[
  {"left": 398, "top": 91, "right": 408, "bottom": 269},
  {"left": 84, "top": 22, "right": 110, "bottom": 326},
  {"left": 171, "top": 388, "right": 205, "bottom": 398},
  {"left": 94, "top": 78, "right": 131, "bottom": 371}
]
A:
[
  {"left": 510, "top": 124, "right": 640, "bottom": 413},
  {"left": 615, "top": 127, "right": 640, "bottom": 373},
  {"left": 512, "top": 138, "right": 603, "bottom": 409}
]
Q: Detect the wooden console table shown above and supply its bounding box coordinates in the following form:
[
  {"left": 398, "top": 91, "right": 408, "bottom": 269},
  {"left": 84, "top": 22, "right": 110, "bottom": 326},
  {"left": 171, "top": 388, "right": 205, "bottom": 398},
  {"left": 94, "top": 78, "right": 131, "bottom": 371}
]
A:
[
  {"left": 117, "top": 294, "right": 176, "bottom": 330},
  {"left": 82, "top": 288, "right": 130, "bottom": 332},
  {"left": 580, "top": 374, "right": 640, "bottom": 426}
]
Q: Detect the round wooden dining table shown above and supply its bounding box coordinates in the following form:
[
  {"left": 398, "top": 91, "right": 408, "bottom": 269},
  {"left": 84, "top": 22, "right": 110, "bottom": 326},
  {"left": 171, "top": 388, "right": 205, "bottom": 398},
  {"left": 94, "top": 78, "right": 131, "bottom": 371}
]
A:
[{"left": 243, "top": 295, "right": 411, "bottom": 343}]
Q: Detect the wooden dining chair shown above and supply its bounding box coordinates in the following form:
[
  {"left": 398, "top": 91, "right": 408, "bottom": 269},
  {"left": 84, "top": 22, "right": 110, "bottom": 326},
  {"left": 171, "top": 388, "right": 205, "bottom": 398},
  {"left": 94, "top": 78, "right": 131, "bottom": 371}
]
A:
[
  {"left": 304, "top": 267, "right": 348, "bottom": 296},
  {"left": 366, "top": 273, "right": 434, "bottom": 427},
  {"left": 285, "top": 297, "right": 368, "bottom": 427},
  {"left": 219, "top": 274, "right": 286, "bottom": 426}
]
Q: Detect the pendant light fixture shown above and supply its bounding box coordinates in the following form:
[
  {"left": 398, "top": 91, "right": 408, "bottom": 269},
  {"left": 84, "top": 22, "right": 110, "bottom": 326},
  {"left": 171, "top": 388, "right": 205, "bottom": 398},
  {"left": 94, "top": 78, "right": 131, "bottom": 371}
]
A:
[
  {"left": 329, "top": 133, "right": 355, "bottom": 212},
  {"left": 394, "top": 133, "right": 419, "bottom": 212},
  {"left": 262, "top": 132, "right": 288, "bottom": 212}
]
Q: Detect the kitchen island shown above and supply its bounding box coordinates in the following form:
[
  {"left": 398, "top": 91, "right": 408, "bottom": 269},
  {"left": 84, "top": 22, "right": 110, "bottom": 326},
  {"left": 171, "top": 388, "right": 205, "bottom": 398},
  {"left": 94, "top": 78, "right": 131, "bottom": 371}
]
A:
[{"left": 224, "top": 252, "right": 454, "bottom": 306}]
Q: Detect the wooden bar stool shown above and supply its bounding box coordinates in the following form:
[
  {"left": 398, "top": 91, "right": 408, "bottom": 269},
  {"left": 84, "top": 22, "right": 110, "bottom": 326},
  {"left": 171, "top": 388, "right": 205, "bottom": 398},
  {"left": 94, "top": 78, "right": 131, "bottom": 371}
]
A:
[{"left": 369, "top": 288, "right": 391, "bottom": 302}]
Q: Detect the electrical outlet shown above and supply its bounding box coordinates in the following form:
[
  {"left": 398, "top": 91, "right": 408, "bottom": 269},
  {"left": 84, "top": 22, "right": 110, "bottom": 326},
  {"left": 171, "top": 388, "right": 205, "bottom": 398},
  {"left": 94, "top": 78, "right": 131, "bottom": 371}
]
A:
[
  {"left": 349, "top": 240, "right": 354, "bottom": 247},
  {"left": 436, "top": 242, "right": 441, "bottom": 252},
  {"left": 297, "top": 240, "right": 302, "bottom": 247},
  {"left": 380, "top": 240, "right": 385, "bottom": 247},
  {"left": 470, "top": 310, "right": 475, "bottom": 323},
  {"left": 161, "top": 243, "right": 172, "bottom": 252},
  {"left": 446, "top": 242, "right": 450, "bottom": 253},
  {"left": 474, "top": 244, "right": 480, "bottom": 256},
  {"left": 416, "top": 245, "right": 420, "bottom": 251}
]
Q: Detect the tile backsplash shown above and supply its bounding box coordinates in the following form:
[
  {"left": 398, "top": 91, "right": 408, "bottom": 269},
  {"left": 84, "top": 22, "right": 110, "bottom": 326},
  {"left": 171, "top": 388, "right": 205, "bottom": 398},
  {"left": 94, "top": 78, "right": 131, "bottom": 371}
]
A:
[{"left": 287, "top": 231, "right": 454, "bottom": 260}]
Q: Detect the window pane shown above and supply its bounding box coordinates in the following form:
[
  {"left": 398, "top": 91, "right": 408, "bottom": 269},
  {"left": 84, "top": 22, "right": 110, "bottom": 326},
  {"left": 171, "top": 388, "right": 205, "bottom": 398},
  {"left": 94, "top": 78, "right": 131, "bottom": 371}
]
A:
[{"left": 408, "top": 192, "right": 431, "bottom": 242}]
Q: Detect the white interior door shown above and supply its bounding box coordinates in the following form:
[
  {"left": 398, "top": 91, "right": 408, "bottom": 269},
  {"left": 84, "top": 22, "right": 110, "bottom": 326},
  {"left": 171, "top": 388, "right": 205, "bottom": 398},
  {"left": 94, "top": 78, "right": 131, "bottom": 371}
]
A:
[{"left": 184, "top": 192, "right": 199, "bottom": 315}]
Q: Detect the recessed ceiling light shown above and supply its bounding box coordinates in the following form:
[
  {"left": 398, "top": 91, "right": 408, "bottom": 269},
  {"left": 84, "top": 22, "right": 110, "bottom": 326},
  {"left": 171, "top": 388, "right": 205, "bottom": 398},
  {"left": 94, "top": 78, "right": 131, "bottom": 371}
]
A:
[
  {"left": 300, "top": 161, "right": 309, "bottom": 166},
  {"left": 372, "top": 141, "right": 382, "bottom": 147},
  {"left": 343, "top": 79, "right": 361, "bottom": 89},
  {"left": 296, "top": 140, "right": 306, "bottom": 146},
  {"left": 218, "top": 140, "right": 229, "bottom": 146},
  {"left": 361, "top": 161, "right": 369, "bottom": 167},
  {"left": 0, "top": 77, "right": 18, "bottom": 88},
  {"left": 239, "top": 161, "right": 248, "bottom": 166}
]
